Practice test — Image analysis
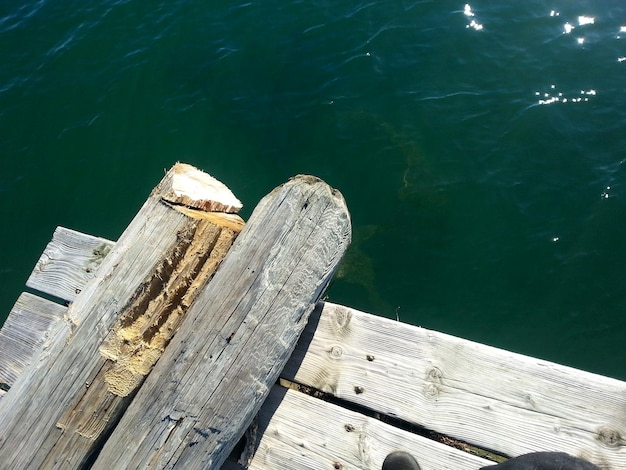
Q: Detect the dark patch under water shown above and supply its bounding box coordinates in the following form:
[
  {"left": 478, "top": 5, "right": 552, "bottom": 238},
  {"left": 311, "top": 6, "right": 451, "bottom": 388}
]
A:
[{"left": 1, "top": 0, "right": 625, "bottom": 379}]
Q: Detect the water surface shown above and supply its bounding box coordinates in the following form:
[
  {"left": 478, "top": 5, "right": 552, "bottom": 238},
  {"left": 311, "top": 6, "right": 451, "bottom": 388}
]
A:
[{"left": 1, "top": 0, "right": 625, "bottom": 379}]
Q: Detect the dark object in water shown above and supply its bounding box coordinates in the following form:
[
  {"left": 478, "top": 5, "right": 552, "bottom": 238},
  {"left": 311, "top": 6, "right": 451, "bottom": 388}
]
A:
[{"left": 480, "top": 452, "right": 601, "bottom": 470}]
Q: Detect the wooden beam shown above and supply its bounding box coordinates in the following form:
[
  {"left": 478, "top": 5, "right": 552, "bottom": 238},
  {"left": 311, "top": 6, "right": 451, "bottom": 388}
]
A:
[
  {"left": 282, "top": 302, "right": 626, "bottom": 469},
  {"left": 0, "top": 293, "right": 66, "bottom": 396},
  {"left": 90, "top": 175, "right": 351, "bottom": 470},
  {"left": 0, "top": 163, "right": 244, "bottom": 469},
  {"left": 26, "top": 226, "right": 115, "bottom": 304},
  {"left": 248, "top": 385, "right": 492, "bottom": 470}
]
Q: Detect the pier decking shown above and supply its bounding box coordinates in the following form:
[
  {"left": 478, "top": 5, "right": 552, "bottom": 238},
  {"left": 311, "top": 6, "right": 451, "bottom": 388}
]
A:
[{"left": 0, "top": 164, "right": 624, "bottom": 469}]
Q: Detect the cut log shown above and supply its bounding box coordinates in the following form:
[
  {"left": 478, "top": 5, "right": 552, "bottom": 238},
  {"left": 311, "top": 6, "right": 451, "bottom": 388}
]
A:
[
  {"left": 162, "top": 162, "right": 243, "bottom": 213},
  {"left": 90, "top": 175, "right": 351, "bottom": 470},
  {"left": 0, "top": 163, "right": 244, "bottom": 469}
]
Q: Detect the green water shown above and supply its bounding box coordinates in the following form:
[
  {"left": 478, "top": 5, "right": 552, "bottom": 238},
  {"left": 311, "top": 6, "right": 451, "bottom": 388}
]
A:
[{"left": 1, "top": 1, "right": 625, "bottom": 380}]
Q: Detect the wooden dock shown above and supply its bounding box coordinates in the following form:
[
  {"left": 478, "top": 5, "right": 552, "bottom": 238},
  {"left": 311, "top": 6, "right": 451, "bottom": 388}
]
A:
[{"left": 0, "top": 163, "right": 624, "bottom": 469}]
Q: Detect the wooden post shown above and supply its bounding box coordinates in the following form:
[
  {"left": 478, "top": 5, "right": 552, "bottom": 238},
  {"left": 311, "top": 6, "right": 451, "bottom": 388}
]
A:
[
  {"left": 90, "top": 175, "right": 351, "bottom": 469},
  {"left": 0, "top": 163, "right": 245, "bottom": 468}
]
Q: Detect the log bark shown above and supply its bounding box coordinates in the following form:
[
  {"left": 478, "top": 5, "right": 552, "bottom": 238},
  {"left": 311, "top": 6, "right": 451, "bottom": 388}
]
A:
[
  {"left": 0, "top": 163, "right": 244, "bottom": 469},
  {"left": 90, "top": 175, "right": 351, "bottom": 470}
]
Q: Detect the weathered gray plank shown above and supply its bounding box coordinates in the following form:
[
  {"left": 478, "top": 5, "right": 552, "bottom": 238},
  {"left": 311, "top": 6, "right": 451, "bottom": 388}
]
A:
[
  {"left": 91, "top": 175, "right": 351, "bottom": 470},
  {"left": 0, "top": 292, "right": 66, "bottom": 395},
  {"left": 0, "top": 229, "right": 113, "bottom": 400},
  {"left": 26, "top": 226, "right": 115, "bottom": 303},
  {"left": 248, "top": 385, "right": 492, "bottom": 470},
  {"left": 0, "top": 163, "right": 244, "bottom": 469},
  {"left": 283, "top": 302, "right": 626, "bottom": 469}
]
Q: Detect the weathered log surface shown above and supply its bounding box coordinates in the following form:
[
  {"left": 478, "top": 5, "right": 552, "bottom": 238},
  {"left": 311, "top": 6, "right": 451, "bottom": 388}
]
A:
[
  {"left": 283, "top": 302, "right": 626, "bottom": 469},
  {"left": 91, "top": 175, "right": 351, "bottom": 470},
  {"left": 0, "top": 163, "right": 244, "bottom": 469}
]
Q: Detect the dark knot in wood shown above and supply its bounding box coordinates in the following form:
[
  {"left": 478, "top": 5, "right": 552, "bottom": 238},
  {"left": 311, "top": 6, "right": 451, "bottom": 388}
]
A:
[{"left": 596, "top": 427, "right": 623, "bottom": 448}]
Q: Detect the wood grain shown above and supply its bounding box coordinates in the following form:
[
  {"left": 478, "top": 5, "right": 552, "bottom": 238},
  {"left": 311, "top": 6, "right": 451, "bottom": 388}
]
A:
[
  {"left": 26, "top": 226, "right": 115, "bottom": 303},
  {"left": 282, "top": 302, "right": 626, "bottom": 469},
  {"left": 249, "top": 385, "right": 491, "bottom": 470},
  {"left": 91, "top": 175, "right": 351, "bottom": 470},
  {"left": 0, "top": 293, "right": 66, "bottom": 395}
]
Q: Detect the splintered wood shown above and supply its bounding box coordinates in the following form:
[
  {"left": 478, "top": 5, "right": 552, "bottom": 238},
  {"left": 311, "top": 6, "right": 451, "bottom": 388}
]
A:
[{"left": 99, "top": 218, "right": 239, "bottom": 397}]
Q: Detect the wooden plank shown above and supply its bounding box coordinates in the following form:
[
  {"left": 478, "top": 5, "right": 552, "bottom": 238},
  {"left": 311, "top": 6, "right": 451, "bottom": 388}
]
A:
[
  {"left": 248, "top": 385, "right": 492, "bottom": 470},
  {"left": 0, "top": 163, "right": 244, "bottom": 469},
  {"left": 282, "top": 302, "right": 626, "bottom": 469},
  {"left": 26, "top": 226, "right": 115, "bottom": 303},
  {"left": 91, "top": 175, "right": 351, "bottom": 470},
  {"left": 0, "top": 228, "right": 113, "bottom": 398},
  {"left": 0, "top": 230, "right": 113, "bottom": 400},
  {"left": 0, "top": 292, "right": 66, "bottom": 396}
]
